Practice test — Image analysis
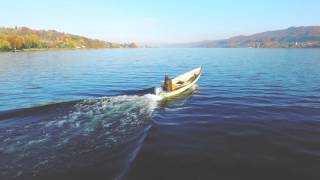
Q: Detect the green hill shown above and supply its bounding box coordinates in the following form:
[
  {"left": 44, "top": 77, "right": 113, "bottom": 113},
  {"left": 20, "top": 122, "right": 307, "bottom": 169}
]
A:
[{"left": 0, "top": 27, "right": 138, "bottom": 51}]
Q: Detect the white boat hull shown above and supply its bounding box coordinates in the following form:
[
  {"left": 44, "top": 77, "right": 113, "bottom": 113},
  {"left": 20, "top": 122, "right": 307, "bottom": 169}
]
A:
[{"left": 158, "top": 67, "right": 202, "bottom": 99}]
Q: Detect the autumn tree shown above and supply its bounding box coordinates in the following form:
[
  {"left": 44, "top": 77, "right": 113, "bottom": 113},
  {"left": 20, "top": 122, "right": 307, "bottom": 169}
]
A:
[
  {"left": 23, "top": 34, "right": 40, "bottom": 48},
  {"left": 7, "top": 35, "right": 25, "bottom": 49},
  {"left": 0, "top": 39, "right": 11, "bottom": 51}
]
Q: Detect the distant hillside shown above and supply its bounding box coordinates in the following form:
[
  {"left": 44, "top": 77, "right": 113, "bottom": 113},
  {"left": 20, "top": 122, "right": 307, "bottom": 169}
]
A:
[
  {"left": 0, "top": 27, "right": 138, "bottom": 51},
  {"left": 184, "top": 26, "right": 320, "bottom": 48}
]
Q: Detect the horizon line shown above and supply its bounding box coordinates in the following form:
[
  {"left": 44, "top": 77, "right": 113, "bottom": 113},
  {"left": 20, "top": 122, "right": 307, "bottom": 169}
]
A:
[{"left": 1, "top": 25, "right": 319, "bottom": 45}]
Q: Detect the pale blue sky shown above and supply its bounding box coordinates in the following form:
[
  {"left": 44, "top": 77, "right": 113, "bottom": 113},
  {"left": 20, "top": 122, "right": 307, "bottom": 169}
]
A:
[{"left": 1, "top": 0, "right": 319, "bottom": 43}]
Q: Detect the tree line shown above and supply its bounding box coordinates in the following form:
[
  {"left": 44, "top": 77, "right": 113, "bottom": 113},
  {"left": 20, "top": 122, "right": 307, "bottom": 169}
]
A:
[{"left": 0, "top": 27, "right": 138, "bottom": 51}]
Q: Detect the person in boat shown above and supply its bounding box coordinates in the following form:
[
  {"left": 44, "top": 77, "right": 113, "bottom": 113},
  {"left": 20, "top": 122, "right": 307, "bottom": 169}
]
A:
[{"left": 164, "top": 74, "right": 173, "bottom": 92}]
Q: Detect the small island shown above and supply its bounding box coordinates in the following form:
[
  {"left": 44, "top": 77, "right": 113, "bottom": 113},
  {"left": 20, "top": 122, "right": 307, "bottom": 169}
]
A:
[{"left": 0, "top": 27, "right": 138, "bottom": 52}]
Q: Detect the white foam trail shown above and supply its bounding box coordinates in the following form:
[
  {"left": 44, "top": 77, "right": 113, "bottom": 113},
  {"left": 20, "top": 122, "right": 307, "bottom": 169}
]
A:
[{"left": 0, "top": 94, "right": 161, "bottom": 179}]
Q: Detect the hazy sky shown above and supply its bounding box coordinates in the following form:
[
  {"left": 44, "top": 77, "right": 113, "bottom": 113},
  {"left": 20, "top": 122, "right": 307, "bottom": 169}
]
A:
[{"left": 1, "top": 0, "right": 320, "bottom": 43}]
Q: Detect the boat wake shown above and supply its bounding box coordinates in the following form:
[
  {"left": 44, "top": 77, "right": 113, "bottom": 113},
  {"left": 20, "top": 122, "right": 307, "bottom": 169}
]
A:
[{"left": 0, "top": 93, "right": 160, "bottom": 180}]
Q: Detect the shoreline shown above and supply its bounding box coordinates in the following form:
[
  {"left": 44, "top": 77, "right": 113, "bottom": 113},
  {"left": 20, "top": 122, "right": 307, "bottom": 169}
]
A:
[
  {"left": 1, "top": 47, "right": 320, "bottom": 53},
  {"left": 0, "top": 47, "right": 137, "bottom": 53}
]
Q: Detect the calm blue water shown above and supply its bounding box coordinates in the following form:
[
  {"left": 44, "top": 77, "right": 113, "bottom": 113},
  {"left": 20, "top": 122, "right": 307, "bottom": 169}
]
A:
[{"left": 0, "top": 48, "right": 320, "bottom": 180}]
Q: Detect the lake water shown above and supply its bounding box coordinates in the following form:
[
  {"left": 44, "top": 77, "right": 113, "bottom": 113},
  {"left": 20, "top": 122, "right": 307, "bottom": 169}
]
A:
[{"left": 0, "top": 48, "right": 320, "bottom": 180}]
